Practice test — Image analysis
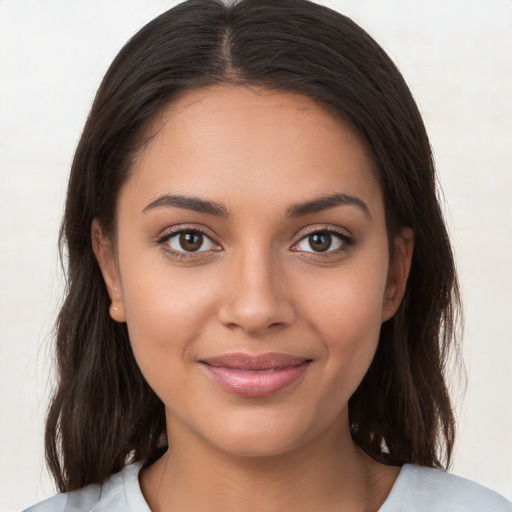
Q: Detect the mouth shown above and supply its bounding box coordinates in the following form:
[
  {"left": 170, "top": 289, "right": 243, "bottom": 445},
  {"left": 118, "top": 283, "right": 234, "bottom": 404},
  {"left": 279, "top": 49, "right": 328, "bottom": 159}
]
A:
[{"left": 199, "top": 353, "right": 312, "bottom": 398}]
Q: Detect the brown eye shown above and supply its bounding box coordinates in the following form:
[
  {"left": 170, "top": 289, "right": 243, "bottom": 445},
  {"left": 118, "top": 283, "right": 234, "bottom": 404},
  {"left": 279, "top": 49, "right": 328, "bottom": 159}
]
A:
[
  {"left": 166, "top": 230, "right": 217, "bottom": 253},
  {"left": 179, "top": 231, "right": 203, "bottom": 251},
  {"left": 308, "top": 232, "right": 332, "bottom": 252},
  {"left": 294, "top": 229, "right": 350, "bottom": 254}
]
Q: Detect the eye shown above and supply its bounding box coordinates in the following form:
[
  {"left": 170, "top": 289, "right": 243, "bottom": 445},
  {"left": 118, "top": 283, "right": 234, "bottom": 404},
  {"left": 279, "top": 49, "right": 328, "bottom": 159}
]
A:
[
  {"left": 294, "top": 230, "right": 351, "bottom": 253},
  {"left": 158, "top": 228, "right": 219, "bottom": 254}
]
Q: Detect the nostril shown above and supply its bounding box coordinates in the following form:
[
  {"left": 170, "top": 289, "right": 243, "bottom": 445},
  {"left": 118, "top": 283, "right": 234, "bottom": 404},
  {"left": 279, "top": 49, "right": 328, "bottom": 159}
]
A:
[
  {"left": 216, "top": 272, "right": 296, "bottom": 334},
  {"left": 220, "top": 314, "right": 291, "bottom": 336}
]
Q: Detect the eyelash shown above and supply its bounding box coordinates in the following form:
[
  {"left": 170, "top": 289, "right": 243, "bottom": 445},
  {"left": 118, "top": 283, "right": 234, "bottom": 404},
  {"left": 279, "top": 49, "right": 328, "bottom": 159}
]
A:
[
  {"left": 155, "top": 226, "right": 221, "bottom": 260},
  {"left": 155, "top": 226, "right": 354, "bottom": 260},
  {"left": 293, "top": 227, "right": 354, "bottom": 256}
]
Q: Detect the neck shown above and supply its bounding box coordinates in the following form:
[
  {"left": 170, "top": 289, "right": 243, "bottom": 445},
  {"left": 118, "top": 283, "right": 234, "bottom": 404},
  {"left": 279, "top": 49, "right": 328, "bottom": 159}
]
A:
[{"left": 140, "top": 416, "right": 398, "bottom": 512}]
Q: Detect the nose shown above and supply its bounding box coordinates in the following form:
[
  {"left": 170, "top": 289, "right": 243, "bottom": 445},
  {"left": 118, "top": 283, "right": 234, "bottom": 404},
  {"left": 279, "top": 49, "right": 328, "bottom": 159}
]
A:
[{"left": 217, "top": 247, "right": 296, "bottom": 336}]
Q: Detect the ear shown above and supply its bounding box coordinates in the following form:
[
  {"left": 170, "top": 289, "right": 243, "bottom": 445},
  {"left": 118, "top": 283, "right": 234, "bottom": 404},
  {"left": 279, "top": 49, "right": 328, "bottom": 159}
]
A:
[
  {"left": 91, "top": 218, "right": 126, "bottom": 323},
  {"left": 382, "top": 227, "right": 414, "bottom": 321}
]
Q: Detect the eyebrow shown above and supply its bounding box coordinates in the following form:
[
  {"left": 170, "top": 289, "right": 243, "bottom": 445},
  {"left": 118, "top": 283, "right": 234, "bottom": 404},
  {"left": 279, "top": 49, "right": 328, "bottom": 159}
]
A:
[
  {"left": 142, "top": 192, "right": 370, "bottom": 219},
  {"left": 142, "top": 194, "right": 230, "bottom": 217},
  {"left": 286, "top": 193, "right": 370, "bottom": 219}
]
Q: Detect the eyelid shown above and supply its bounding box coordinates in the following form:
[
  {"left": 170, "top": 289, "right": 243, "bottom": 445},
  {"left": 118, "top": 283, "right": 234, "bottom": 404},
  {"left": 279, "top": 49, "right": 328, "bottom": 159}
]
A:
[
  {"left": 291, "top": 226, "right": 354, "bottom": 254},
  {"left": 154, "top": 224, "right": 353, "bottom": 259},
  {"left": 155, "top": 225, "right": 222, "bottom": 257}
]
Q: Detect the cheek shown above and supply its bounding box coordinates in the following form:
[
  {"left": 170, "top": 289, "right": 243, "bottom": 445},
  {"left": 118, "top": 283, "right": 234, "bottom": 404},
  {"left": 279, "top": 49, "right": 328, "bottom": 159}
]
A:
[
  {"left": 124, "top": 273, "right": 214, "bottom": 331},
  {"left": 117, "top": 250, "right": 219, "bottom": 383},
  {"left": 299, "top": 261, "right": 388, "bottom": 386},
  {"left": 303, "top": 258, "right": 387, "bottom": 332}
]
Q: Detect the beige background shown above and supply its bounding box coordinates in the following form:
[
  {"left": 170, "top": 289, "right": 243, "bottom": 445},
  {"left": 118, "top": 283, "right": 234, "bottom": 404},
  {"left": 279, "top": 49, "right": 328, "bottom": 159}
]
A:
[{"left": 1, "top": 1, "right": 511, "bottom": 510}]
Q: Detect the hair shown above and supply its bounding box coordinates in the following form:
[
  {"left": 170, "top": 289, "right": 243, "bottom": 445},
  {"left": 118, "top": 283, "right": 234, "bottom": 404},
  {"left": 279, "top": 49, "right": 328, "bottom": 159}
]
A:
[{"left": 45, "top": 0, "right": 461, "bottom": 493}]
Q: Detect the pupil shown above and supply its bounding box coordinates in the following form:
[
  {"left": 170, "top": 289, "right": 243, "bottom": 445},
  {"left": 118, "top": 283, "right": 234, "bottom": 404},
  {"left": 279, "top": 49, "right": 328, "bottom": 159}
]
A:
[
  {"left": 179, "top": 231, "right": 203, "bottom": 252},
  {"left": 309, "top": 232, "right": 331, "bottom": 252}
]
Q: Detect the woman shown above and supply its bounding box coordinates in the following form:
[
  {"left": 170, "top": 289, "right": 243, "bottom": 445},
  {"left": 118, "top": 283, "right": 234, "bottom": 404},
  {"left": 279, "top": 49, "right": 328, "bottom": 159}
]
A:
[{"left": 24, "top": 0, "right": 512, "bottom": 510}]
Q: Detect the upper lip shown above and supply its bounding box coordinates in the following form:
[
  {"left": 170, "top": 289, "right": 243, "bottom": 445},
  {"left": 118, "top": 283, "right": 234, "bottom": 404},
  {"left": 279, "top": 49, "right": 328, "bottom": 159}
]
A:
[{"left": 200, "top": 353, "right": 311, "bottom": 371}]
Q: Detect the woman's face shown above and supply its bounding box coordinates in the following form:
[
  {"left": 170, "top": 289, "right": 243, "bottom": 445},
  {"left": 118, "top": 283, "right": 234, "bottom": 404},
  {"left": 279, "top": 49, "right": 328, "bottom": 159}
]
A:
[{"left": 95, "top": 85, "right": 411, "bottom": 457}]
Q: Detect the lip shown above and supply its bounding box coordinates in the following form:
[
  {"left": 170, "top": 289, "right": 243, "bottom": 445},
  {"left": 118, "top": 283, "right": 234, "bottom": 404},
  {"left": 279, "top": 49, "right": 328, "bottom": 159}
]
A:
[{"left": 199, "top": 353, "right": 312, "bottom": 398}]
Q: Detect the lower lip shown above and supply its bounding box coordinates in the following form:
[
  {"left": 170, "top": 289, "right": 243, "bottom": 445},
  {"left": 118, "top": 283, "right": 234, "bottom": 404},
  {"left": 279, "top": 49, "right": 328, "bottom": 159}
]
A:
[{"left": 201, "top": 361, "right": 311, "bottom": 398}]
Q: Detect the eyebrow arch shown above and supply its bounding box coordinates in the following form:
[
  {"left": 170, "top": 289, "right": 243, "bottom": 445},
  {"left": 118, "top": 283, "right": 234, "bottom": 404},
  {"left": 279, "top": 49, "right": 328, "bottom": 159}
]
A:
[
  {"left": 142, "top": 192, "right": 369, "bottom": 219},
  {"left": 142, "top": 194, "right": 230, "bottom": 217},
  {"left": 286, "top": 193, "right": 370, "bottom": 218}
]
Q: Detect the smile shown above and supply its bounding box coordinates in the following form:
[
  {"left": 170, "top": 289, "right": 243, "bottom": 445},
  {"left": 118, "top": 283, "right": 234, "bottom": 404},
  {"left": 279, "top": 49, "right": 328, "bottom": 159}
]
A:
[{"left": 199, "top": 353, "right": 312, "bottom": 398}]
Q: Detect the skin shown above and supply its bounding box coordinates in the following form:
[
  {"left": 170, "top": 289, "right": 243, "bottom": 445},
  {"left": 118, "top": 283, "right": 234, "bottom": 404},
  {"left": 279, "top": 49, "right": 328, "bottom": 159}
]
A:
[{"left": 93, "top": 85, "right": 413, "bottom": 512}]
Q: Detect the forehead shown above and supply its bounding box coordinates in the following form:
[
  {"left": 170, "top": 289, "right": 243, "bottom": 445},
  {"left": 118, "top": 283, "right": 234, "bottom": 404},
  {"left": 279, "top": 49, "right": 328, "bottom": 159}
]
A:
[{"left": 122, "top": 85, "right": 383, "bottom": 219}]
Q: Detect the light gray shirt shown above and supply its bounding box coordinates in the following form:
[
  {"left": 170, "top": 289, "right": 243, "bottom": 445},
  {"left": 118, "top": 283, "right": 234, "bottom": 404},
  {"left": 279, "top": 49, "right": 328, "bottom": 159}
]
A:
[{"left": 23, "top": 462, "right": 512, "bottom": 511}]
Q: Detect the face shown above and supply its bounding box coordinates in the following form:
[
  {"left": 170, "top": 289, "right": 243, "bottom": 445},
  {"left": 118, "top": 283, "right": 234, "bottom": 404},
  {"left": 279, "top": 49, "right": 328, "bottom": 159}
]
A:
[{"left": 94, "top": 85, "right": 412, "bottom": 458}]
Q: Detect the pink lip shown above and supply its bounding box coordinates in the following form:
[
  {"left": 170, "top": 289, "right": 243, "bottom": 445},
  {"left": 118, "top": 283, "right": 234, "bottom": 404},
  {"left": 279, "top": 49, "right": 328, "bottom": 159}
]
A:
[{"left": 199, "top": 353, "right": 312, "bottom": 398}]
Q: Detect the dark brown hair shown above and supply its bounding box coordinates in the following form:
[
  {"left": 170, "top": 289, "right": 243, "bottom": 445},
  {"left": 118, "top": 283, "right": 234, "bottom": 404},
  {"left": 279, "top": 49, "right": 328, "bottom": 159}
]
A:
[{"left": 46, "top": 0, "right": 461, "bottom": 492}]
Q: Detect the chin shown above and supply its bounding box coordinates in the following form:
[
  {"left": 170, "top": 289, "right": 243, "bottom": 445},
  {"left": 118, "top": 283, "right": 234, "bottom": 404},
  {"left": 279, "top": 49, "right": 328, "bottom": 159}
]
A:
[
  {"left": 180, "top": 401, "right": 347, "bottom": 460},
  {"left": 207, "top": 430, "right": 308, "bottom": 459}
]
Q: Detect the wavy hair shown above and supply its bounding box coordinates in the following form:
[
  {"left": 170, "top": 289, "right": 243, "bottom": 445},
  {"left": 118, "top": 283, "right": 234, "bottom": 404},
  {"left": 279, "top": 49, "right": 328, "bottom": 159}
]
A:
[{"left": 45, "top": 0, "right": 461, "bottom": 492}]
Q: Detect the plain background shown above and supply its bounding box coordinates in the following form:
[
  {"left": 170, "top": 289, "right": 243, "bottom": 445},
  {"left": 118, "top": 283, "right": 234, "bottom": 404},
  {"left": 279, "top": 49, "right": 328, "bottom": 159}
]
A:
[{"left": 1, "top": 1, "right": 511, "bottom": 510}]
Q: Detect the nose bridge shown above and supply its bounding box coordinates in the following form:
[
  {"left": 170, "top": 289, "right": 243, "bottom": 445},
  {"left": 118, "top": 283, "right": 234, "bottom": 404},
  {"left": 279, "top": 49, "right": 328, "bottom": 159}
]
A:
[{"left": 218, "top": 241, "right": 294, "bottom": 335}]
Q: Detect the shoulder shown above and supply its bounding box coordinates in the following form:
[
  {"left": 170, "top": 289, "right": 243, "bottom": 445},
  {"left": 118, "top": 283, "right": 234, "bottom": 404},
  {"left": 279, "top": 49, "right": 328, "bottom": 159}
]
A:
[
  {"left": 381, "top": 464, "right": 512, "bottom": 512},
  {"left": 22, "top": 463, "right": 149, "bottom": 512}
]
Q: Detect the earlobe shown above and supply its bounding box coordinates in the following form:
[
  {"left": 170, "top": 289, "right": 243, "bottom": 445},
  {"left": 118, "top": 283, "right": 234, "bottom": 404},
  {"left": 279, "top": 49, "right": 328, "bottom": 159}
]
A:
[
  {"left": 382, "top": 227, "right": 414, "bottom": 321},
  {"left": 109, "top": 303, "right": 126, "bottom": 323},
  {"left": 91, "top": 219, "right": 126, "bottom": 323}
]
